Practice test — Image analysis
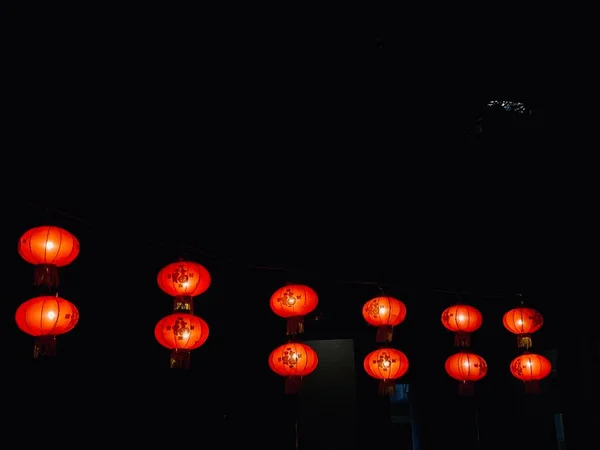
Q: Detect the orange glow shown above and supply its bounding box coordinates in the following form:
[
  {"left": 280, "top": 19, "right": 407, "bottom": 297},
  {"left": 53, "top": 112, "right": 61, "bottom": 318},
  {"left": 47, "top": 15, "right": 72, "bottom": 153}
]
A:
[
  {"left": 445, "top": 351, "right": 487, "bottom": 396},
  {"left": 441, "top": 304, "right": 483, "bottom": 347},
  {"left": 503, "top": 307, "right": 543, "bottom": 335},
  {"left": 441, "top": 304, "right": 482, "bottom": 333},
  {"left": 18, "top": 226, "right": 80, "bottom": 266},
  {"left": 503, "top": 307, "right": 544, "bottom": 349},
  {"left": 363, "top": 348, "right": 409, "bottom": 381},
  {"left": 270, "top": 284, "right": 318, "bottom": 319},
  {"left": 157, "top": 261, "right": 211, "bottom": 298},
  {"left": 510, "top": 353, "right": 552, "bottom": 382},
  {"left": 268, "top": 342, "right": 318, "bottom": 377},
  {"left": 362, "top": 296, "right": 407, "bottom": 327},
  {"left": 15, "top": 295, "right": 79, "bottom": 336},
  {"left": 364, "top": 348, "right": 409, "bottom": 396},
  {"left": 270, "top": 284, "right": 319, "bottom": 335},
  {"left": 362, "top": 296, "right": 407, "bottom": 343},
  {"left": 154, "top": 313, "right": 209, "bottom": 350},
  {"left": 445, "top": 352, "right": 488, "bottom": 382}
]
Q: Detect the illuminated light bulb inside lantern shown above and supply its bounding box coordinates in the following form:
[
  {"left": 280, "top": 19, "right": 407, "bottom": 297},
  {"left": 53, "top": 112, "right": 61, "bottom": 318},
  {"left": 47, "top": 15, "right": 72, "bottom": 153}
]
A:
[
  {"left": 286, "top": 296, "right": 296, "bottom": 305},
  {"left": 526, "top": 361, "right": 532, "bottom": 368},
  {"left": 180, "top": 330, "right": 190, "bottom": 339},
  {"left": 379, "top": 306, "right": 387, "bottom": 314},
  {"left": 182, "top": 282, "right": 188, "bottom": 288},
  {"left": 517, "top": 319, "right": 523, "bottom": 325},
  {"left": 292, "top": 352, "right": 298, "bottom": 360},
  {"left": 383, "top": 360, "right": 391, "bottom": 368},
  {"left": 46, "top": 241, "right": 55, "bottom": 250},
  {"left": 47, "top": 311, "right": 56, "bottom": 320},
  {"left": 457, "top": 315, "right": 465, "bottom": 322},
  {"left": 463, "top": 361, "right": 470, "bottom": 368}
]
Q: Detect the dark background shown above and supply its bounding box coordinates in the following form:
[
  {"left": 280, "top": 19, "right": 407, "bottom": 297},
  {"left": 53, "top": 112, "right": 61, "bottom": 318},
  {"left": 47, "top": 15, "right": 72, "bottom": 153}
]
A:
[{"left": 4, "top": 5, "right": 577, "bottom": 449}]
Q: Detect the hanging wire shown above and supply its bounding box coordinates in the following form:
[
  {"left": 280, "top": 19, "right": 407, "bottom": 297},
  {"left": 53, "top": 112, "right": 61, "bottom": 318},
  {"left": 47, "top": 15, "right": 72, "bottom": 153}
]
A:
[
  {"left": 19, "top": 200, "right": 524, "bottom": 297},
  {"left": 19, "top": 201, "right": 394, "bottom": 286}
]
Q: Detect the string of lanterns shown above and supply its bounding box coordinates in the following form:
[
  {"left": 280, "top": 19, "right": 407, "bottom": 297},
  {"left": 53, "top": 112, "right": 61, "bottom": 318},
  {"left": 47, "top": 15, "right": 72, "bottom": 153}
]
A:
[
  {"left": 440, "top": 299, "right": 552, "bottom": 396},
  {"left": 13, "top": 223, "right": 552, "bottom": 396},
  {"left": 154, "top": 259, "right": 212, "bottom": 368},
  {"left": 362, "top": 294, "right": 409, "bottom": 395},
  {"left": 269, "top": 284, "right": 319, "bottom": 394},
  {"left": 441, "top": 303, "right": 487, "bottom": 395},
  {"left": 15, "top": 225, "right": 81, "bottom": 358},
  {"left": 503, "top": 303, "right": 552, "bottom": 393}
]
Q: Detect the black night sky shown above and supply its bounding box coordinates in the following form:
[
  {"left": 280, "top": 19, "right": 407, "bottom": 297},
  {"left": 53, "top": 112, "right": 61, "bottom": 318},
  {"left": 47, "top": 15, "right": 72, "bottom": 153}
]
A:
[{"left": 4, "top": 7, "right": 579, "bottom": 450}]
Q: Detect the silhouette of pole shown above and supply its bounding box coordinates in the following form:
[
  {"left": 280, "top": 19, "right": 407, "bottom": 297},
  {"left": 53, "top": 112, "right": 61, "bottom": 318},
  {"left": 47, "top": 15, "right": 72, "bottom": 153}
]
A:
[
  {"left": 475, "top": 407, "right": 481, "bottom": 448},
  {"left": 409, "top": 390, "right": 420, "bottom": 450},
  {"left": 292, "top": 393, "right": 300, "bottom": 450},
  {"left": 295, "top": 416, "right": 299, "bottom": 450}
]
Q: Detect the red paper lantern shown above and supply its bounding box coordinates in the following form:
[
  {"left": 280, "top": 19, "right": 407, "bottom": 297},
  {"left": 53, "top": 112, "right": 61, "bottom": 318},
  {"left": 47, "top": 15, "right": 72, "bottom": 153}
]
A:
[
  {"left": 157, "top": 260, "right": 211, "bottom": 313},
  {"left": 445, "top": 352, "right": 488, "bottom": 396},
  {"left": 269, "top": 341, "right": 318, "bottom": 394},
  {"left": 15, "top": 295, "right": 79, "bottom": 357},
  {"left": 18, "top": 226, "right": 80, "bottom": 289},
  {"left": 363, "top": 348, "right": 409, "bottom": 396},
  {"left": 362, "top": 296, "right": 407, "bottom": 343},
  {"left": 503, "top": 307, "right": 544, "bottom": 349},
  {"left": 270, "top": 284, "right": 318, "bottom": 335},
  {"left": 155, "top": 313, "right": 209, "bottom": 369},
  {"left": 441, "top": 304, "right": 483, "bottom": 347},
  {"left": 510, "top": 353, "right": 552, "bottom": 394}
]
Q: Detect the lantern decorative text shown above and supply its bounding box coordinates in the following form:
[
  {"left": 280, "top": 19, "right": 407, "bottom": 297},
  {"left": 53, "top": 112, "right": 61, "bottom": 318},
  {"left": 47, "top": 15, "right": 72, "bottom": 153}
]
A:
[
  {"left": 363, "top": 348, "right": 409, "bottom": 396},
  {"left": 15, "top": 295, "right": 79, "bottom": 358},
  {"left": 157, "top": 260, "right": 211, "bottom": 313},
  {"left": 510, "top": 353, "right": 552, "bottom": 394},
  {"left": 362, "top": 296, "right": 407, "bottom": 343},
  {"left": 155, "top": 313, "right": 209, "bottom": 369},
  {"left": 270, "top": 284, "right": 318, "bottom": 336},
  {"left": 445, "top": 352, "right": 488, "bottom": 396},
  {"left": 441, "top": 304, "right": 483, "bottom": 347},
  {"left": 269, "top": 341, "right": 318, "bottom": 394},
  {"left": 503, "top": 307, "right": 544, "bottom": 349},
  {"left": 18, "top": 226, "right": 80, "bottom": 289}
]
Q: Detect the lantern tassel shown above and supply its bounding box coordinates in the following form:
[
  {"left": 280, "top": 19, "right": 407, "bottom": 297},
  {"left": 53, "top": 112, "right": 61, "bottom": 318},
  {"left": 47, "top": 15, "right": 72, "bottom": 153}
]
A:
[
  {"left": 518, "top": 334, "right": 533, "bottom": 349},
  {"left": 524, "top": 381, "right": 540, "bottom": 394},
  {"left": 170, "top": 349, "right": 191, "bottom": 369},
  {"left": 34, "top": 335, "right": 57, "bottom": 358},
  {"left": 285, "top": 376, "right": 303, "bottom": 395},
  {"left": 34, "top": 264, "right": 59, "bottom": 289},
  {"left": 376, "top": 326, "right": 394, "bottom": 343},
  {"left": 454, "top": 332, "right": 471, "bottom": 347},
  {"left": 378, "top": 379, "right": 396, "bottom": 396},
  {"left": 286, "top": 316, "right": 304, "bottom": 336},
  {"left": 458, "top": 381, "right": 475, "bottom": 396},
  {"left": 173, "top": 295, "right": 194, "bottom": 314}
]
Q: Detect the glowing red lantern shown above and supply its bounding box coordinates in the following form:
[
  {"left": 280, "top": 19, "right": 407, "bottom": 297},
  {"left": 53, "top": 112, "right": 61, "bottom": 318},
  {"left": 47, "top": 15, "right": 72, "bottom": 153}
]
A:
[
  {"left": 157, "top": 260, "right": 211, "bottom": 313},
  {"left": 445, "top": 352, "right": 488, "bottom": 396},
  {"left": 18, "top": 226, "right": 80, "bottom": 289},
  {"left": 269, "top": 341, "right": 318, "bottom": 394},
  {"left": 503, "top": 307, "right": 544, "bottom": 349},
  {"left": 441, "top": 304, "right": 483, "bottom": 347},
  {"left": 363, "top": 348, "right": 409, "bottom": 396},
  {"left": 362, "top": 296, "right": 407, "bottom": 343},
  {"left": 510, "top": 353, "right": 552, "bottom": 394},
  {"left": 270, "top": 284, "right": 318, "bottom": 335},
  {"left": 15, "top": 295, "right": 79, "bottom": 357},
  {"left": 155, "top": 313, "right": 209, "bottom": 369}
]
